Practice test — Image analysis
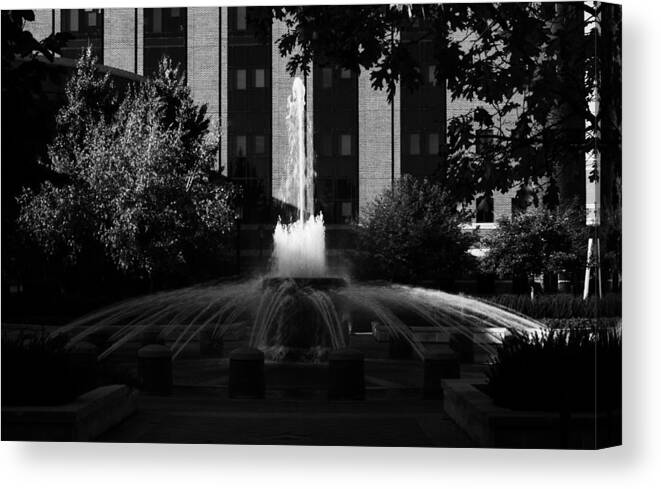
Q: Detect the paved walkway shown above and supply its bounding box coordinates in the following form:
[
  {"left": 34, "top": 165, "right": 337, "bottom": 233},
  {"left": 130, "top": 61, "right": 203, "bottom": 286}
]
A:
[
  {"left": 99, "top": 386, "right": 473, "bottom": 447},
  {"left": 99, "top": 343, "right": 482, "bottom": 447}
]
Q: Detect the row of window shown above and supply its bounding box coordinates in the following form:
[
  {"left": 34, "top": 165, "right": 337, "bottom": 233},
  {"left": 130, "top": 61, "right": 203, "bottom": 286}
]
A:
[
  {"left": 319, "top": 67, "right": 354, "bottom": 88},
  {"left": 473, "top": 196, "right": 528, "bottom": 224},
  {"left": 61, "top": 9, "right": 101, "bottom": 32},
  {"left": 318, "top": 65, "right": 439, "bottom": 90},
  {"left": 144, "top": 8, "right": 185, "bottom": 35},
  {"left": 407, "top": 133, "right": 441, "bottom": 156},
  {"left": 232, "top": 134, "right": 355, "bottom": 157},
  {"left": 318, "top": 134, "right": 353, "bottom": 157},
  {"left": 232, "top": 68, "right": 268, "bottom": 90},
  {"left": 61, "top": 7, "right": 248, "bottom": 34},
  {"left": 234, "top": 135, "right": 268, "bottom": 156},
  {"left": 232, "top": 132, "right": 447, "bottom": 158}
]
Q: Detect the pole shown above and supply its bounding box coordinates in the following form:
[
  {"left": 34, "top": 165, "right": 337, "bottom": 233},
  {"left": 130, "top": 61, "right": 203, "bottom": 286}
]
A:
[
  {"left": 583, "top": 238, "right": 593, "bottom": 300},
  {"left": 597, "top": 234, "right": 603, "bottom": 298},
  {"left": 583, "top": 1, "right": 602, "bottom": 300},
  {"left": 390, "top": 29, "right": 395, "bottom": 188}
]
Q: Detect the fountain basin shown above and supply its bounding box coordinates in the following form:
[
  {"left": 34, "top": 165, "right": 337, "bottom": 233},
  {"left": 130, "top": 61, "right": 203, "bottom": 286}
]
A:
[{"left": 262, "top": 276, "right": 348, "bottom": 290}]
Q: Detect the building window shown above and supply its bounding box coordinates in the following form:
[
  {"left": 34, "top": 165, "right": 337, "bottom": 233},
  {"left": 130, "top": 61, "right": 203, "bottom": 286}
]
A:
[
  {"left": 341, "top": 202, "right": 353, "bottom": 219},
  {"left": 254, "top": 135, "right": 265, "bottom": 154},
  {"left": 409, "top": 133, "right": 421, "bottom": 155},
  {"left": 340, "top": 134, "right": 352, "bottom": 156},
  {"left": 152, "top": 8, "right": 162, "bottom": 33},
  {"left": 322, "top": 68, "right": 333, "bottom": 89},
  {"left": 69, "top": 10, "right": 80, "bottom": 32},
  {"left": 254, "top": 68, "right": 265, "bottom": 88},
  {"left": 236, "top": 69, "right": 247, "bottom": 90},
  {"left": 170, "top": 8, "right": 180, "bottom": 18},
  {"left": 428, "top": 133, "right": 439, "bottom": 155},
  {"left": 427, "top": 65, "right": 437, "bottom": 85},
  {"left": 340, "top": 68, "right": 352, "bottom": 79},
  {"left": 236, "top": 7, "right": 247, "bottom": 31},
  {"left": 476, "top": 195, "right": 495, "bottom": 223},
  {"left": 236, "top": 135, "right": 247, "bottom": 157},
  {"left": 86, "top": 9, "right": 97, "bottom": 27}
]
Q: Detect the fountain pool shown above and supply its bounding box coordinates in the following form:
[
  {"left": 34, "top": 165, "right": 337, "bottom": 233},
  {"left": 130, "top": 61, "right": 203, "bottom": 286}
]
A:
[{"left": 51, "top": 77, "right": 545, "bottom": 363}]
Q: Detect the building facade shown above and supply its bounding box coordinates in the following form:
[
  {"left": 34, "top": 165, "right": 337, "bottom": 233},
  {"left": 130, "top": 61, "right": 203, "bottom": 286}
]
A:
[{"left": 28, "top": 7, "right": 519, "bottom": 249}]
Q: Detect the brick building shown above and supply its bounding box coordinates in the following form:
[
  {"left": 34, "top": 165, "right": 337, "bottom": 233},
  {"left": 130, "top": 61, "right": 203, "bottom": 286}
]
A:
[{"left": 28, "top": 7, "right": 520, "bottom": 258}]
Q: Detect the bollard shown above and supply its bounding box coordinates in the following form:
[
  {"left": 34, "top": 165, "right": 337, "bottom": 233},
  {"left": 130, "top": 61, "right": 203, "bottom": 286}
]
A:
[
  {"left": 328, "top": 348, "right": 365, "bottom": 400},
  {"left": 67, "top": 341, "right": 98, "bottom": 395},
  {"left": 422, "top": 351, "right": 460, "bottom": 399},
  {"left": 228, "top": 347, "right": 265, "bottom": 399},
  {"left": 137, "top": 344, "right": 172, "bottom": 395},
  {"left": 449, "top": 332, "right": 474, "bottom": 363}
]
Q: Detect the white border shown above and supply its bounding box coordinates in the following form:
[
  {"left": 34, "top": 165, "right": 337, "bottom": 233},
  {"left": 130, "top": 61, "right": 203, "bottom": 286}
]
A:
[{"left": 2, "top": 1, "right": 660, "bottom": 489}]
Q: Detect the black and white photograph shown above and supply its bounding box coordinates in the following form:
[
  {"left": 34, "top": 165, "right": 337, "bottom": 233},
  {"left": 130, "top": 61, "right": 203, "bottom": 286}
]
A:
[{"left": 2, "top": 0, "right": 623, "bottom": 453}]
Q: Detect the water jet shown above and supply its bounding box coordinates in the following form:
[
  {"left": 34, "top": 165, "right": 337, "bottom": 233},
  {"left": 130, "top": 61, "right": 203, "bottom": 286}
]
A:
[{"left": 52, "top": 77, "right": 546, "bottom": 377}]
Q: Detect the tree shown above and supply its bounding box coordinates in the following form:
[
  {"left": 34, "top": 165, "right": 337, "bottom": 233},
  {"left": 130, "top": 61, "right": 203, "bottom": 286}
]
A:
[
  {"left": 253, "top": 4, "right": 620, "bottom": 275},
  {"left": 254, "top": 3, "right": 620, "bottom": 205},
  {"left": 2, "top": 11, "right": 72, "bottom": 281},
  {"left": 354, "top": 174, "right": 476, "bottom": 285},
  {"left": 18, "top": 51, "right": 237, "bottom": 288},
  {"left": 2, "top": 10, "right": 72, "bottom": 198},
  {"left": 481, "top": 203, "right": 589, "bottom": 294}
]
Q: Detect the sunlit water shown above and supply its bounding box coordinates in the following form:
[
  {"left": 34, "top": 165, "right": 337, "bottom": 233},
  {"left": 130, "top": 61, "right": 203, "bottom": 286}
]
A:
[
  {"left": 52, "top": 278, "right": 544, "bottom": 362},
  {"left": 51, "top": 77, "right": 545, "bottom": 362},
  {"left": 271, "top": 77, "right": 326, "bottom": 277}
]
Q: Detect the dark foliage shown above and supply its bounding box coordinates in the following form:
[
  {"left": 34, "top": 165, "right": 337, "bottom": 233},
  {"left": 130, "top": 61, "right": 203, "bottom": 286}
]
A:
[
  {"left": 2, "top": 329, "right": 138, "bottom": 406},
  {"left": 481, "top": 203, "right": 589, "bottom": 283},
  {"left": 2, "top": 331, "right": 80, "bottom": 405},
  {"left": 1, "top": 10, "right": 71, "bottom": 207},
  {"left": 2, "top": 11, "right": 72, "bottom": 295},
  {"left": 541, "top": 317, "right": 621, "bottom": 330},
  {"left": 353, "top": 175, "right": 476, "bottom": 284},
  {"left": 482, "top": 293, "right": 621, "bottom": 319},
  {"left": 486, "top": 328, "right": 621, "bottom": 412}
]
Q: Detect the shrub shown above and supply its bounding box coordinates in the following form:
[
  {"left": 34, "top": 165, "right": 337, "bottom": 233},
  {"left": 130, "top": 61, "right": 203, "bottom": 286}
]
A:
[
  {"left": 481, "top": 203, "right": 589, "bottom": 287},
  {"left": 1, "top": 329, "right": 139, "bottom": 405},
  {"left": 18, "top": 51, "right": 238, "bottom": 287},
  {"left": 480, "top": 293, "right": 621, "bottom": 318},
  {"left": 541, "top": 317, "right": 621, "bottom": 330},
  {"left": 353, "top": 174, "right": 477, "bottom": 284},
  {"left": 485, "top": 328, "right": 621, "bottom": 412},
  {"left": 1, "top": 332, "right": 78, "bottom": 405}
]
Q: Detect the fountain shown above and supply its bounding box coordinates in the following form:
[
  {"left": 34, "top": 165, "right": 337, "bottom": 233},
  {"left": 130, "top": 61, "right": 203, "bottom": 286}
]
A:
[{"left": 51, "top": 77, "right": 545, "bottom": 366}]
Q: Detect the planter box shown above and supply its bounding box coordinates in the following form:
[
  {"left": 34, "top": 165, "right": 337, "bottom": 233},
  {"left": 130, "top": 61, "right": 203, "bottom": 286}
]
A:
[
  {"left": 442, "top": 379, "right": 621, "bottom": 449},
  {"left": 2, "top": 385, "right": 137, "bottom": 441}
]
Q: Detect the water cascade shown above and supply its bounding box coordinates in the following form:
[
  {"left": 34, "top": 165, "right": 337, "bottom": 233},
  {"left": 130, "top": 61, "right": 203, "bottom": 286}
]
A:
[
  {"left": 271, "top": 77, "right": 326, "bottom": 277},
  {"left": 52, "top": 77, "right": 546, "bottom": 364}
]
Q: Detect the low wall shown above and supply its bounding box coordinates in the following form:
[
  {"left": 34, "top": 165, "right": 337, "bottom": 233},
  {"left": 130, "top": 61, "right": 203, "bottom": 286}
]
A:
[
  {"left": 442, "top": 379, "right": 621, "bottom": 449},
  {"left": 2, "top": 384, "right": 137, "bottom": 441}
]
